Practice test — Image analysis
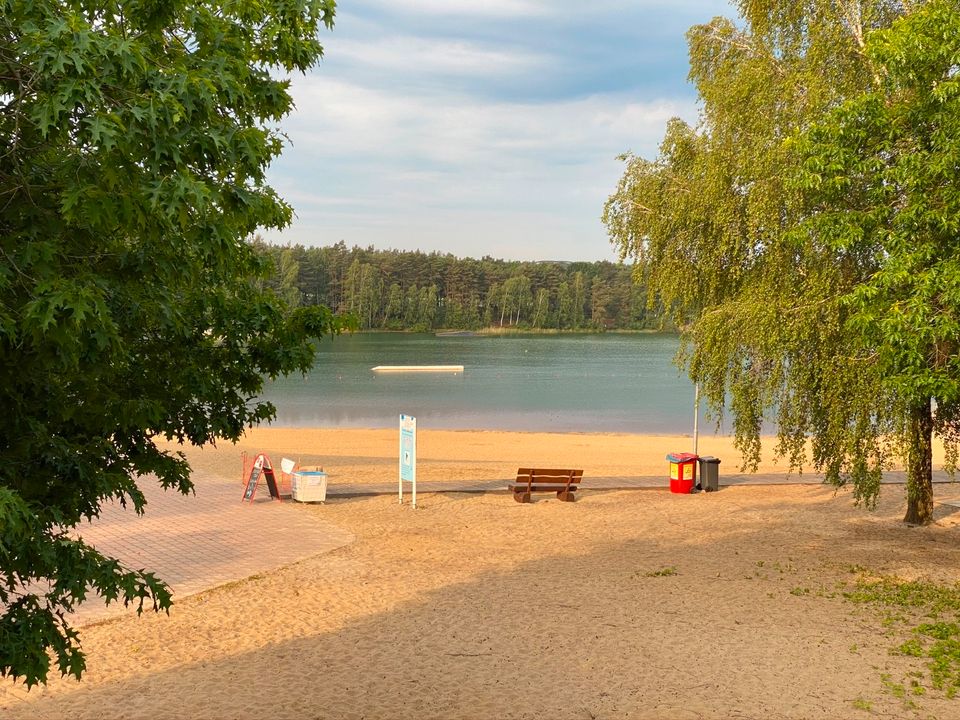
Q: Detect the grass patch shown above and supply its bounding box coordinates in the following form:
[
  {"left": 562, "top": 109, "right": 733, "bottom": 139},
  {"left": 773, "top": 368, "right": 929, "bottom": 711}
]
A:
[
  {"left": 845, "top": 574, "right": 960, "bottom": 700},
  {"left": 643, "top": 566, "right": 678, "bottom": 578}
]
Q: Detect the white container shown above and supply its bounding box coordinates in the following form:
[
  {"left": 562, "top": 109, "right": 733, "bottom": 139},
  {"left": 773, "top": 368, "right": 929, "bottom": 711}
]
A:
[{"left": 291, "top": 470, "right": 328, "bottom": 503}]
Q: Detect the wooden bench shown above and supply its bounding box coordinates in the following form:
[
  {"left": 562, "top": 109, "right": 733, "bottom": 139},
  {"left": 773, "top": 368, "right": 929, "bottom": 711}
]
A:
[{"left": 508, "top": 468, "right": 583, "bottom": 503}]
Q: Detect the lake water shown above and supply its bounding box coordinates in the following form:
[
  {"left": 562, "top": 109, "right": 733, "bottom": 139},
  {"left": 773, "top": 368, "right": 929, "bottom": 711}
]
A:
[{"left": 262, "top": 332, "right": 706, "bottom": 433}]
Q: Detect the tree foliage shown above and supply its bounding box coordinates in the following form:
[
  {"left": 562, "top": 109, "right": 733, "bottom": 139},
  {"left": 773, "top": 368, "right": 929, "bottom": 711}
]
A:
[
  {"left": 0, "top": 0, "right": 350, "bottom": 686},
  {"left": 252, "top": 240, "right": 661, "bottom": 332},
  {"left": 793, "top": 0, "right": 960, "bottom": 523},
  {"left": 604, "top": 0, "right": 958, "bottom": 524}
]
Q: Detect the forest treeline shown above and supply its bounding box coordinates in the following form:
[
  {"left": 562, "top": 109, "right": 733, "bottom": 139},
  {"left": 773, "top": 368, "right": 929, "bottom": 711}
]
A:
[{"left": 253, "top": 239, "right": 667, "bottom": 331}]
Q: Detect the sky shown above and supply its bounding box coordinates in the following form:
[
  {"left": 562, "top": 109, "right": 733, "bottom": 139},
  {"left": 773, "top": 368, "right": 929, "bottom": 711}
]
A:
[{"left": 265, "top": 0, "right": 735, "bottom": 262}]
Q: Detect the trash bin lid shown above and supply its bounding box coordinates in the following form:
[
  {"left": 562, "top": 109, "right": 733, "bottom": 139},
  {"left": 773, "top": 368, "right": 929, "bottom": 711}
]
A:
[
  {"left": 697, "top": 456, "right": 720, "bottom": 464},
  {"left": 666, "top": 452, "right": 698, "bottom": 462}
]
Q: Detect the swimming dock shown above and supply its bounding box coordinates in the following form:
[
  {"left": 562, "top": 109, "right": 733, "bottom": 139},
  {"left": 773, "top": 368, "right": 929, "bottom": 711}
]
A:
[{"left": 371, "top": 365, "right": 464, "bottom": 373}]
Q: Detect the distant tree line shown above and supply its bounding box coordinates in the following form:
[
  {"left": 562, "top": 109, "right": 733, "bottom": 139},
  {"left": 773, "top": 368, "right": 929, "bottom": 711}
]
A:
[{"left": 252, "top": 239, "right": 667, "bottom": 332}]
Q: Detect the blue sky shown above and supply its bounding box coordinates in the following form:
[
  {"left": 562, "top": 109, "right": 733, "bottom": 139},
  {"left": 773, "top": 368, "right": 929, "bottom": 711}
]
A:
[{"left": 265, "top": 0, "right": 734, "bottom": 261}]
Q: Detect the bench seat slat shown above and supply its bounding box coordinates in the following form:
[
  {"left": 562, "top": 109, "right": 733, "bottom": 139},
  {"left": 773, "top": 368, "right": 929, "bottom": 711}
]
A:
[
  {"left": 510, "top": 468, "right": 583, "bottom": 503},
  {"left": 508, "top": 481, "right": 581, "bottom": 489},
  {"left": 513, "top": 470, "right": 582, "bottom": 479}
]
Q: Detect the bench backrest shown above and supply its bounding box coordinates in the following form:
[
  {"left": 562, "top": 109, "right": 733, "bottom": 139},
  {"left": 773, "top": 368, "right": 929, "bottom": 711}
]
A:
[{"left": 515, "top": 468, "right": 583, "bottom": 489}]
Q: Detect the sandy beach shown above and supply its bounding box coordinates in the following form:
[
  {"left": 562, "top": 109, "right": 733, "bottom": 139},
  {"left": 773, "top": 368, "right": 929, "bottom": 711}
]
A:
[
  {"left": 177, "top": 426, "right": 954, "bottom": 487},
  {"left": 2, "top": 428, "right": 959, "bottom": 719}
]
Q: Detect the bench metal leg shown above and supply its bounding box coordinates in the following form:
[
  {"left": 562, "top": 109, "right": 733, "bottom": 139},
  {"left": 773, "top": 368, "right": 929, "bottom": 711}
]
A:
[
  {"left": 556, "top": 490, "right": 576, "bottom": 502},
  {"left": 513, "top": 491, "right": 531, "bottom": 503}
]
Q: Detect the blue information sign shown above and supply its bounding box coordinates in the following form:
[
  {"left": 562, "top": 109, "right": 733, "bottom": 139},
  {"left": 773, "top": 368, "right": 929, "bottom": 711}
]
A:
[{"left": 399, "top": 414, "right": 417, "bottom": 506}]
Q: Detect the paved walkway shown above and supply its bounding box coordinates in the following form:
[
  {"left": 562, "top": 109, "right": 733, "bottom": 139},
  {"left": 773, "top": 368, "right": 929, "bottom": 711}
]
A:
[
  {"left": 69, "top": 472, "right": 354, "bottom": 626},
  {"left": 68, "top": 468, "right": 959, "bottom": 626}
]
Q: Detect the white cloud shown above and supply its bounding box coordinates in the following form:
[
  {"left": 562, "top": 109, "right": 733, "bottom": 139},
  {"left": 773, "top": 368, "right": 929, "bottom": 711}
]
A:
[
  {"left": 268, "top": 73, "right": 693, "bottom": 259},
  {"left": 329, "top": 35, "right": 548, "bottom": 78},
  {"left": 285, "top": 75, "right": 687, "bottom": 164},
  {"left": 261, "top": 1, "right": 716, "bottom": 260},
  {"left": 358, "top": 0, "right": 550, "bottom": 18}
]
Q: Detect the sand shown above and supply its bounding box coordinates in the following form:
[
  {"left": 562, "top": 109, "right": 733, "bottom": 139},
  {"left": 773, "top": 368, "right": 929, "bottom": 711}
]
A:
[
  {"left": 180, "top": 426, "right": 952, "bottom": 487},
  {"left": 2, "top": 428, "right": 959, "bottom": 719}
]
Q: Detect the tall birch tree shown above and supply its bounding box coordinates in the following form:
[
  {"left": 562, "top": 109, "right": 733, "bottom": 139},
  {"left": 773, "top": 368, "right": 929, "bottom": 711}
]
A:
[{"left": 604, "top": 1, "right": 955, "bottom": 524}]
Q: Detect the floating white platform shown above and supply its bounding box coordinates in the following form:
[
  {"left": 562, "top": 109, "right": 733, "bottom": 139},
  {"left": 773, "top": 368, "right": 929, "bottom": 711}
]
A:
[{"left": 371, "top": 365, "right": 464, "bottom": 373}]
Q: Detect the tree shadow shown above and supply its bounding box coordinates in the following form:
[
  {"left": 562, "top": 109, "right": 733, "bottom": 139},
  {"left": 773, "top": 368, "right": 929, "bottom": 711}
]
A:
[{"left": 4, "top": 488, "right": 958, "bottom": 719}]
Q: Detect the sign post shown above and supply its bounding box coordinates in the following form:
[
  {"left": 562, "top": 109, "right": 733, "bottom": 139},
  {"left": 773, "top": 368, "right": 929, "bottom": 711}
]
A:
[{"left": 399, "top": 414, "right": 417, "bottom": 508}]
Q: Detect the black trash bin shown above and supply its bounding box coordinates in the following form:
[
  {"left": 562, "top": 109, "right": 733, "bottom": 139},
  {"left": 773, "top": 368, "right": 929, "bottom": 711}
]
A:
[{"left": 697, "top": 456, "right": 721, "bottom": 492}]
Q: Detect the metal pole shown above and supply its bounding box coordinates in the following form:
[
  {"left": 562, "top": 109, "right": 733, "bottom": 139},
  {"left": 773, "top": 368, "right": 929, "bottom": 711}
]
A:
[
  {"left": 693, "top": 382, "right": 700, "bottom": 455},
  {"left": 398, "top": 415, "right": 403, "bottom": 504}
]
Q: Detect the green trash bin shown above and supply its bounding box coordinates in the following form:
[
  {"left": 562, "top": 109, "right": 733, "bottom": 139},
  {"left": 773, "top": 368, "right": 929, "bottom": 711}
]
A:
[{"left": 697, "top": 456, "right": 720, "bottom": 492}]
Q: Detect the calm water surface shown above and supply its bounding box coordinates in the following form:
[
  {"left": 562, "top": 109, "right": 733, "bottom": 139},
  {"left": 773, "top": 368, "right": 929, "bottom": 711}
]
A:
[{"left": 262, "top": 333, "right": 705, "bottom": 433}]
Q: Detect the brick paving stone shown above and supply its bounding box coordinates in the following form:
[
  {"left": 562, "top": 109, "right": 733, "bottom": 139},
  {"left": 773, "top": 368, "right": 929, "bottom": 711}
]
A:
[{"left": 67, "top": 471, "right": 354, "bottom": 626}]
